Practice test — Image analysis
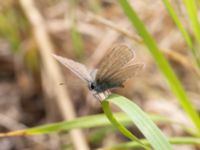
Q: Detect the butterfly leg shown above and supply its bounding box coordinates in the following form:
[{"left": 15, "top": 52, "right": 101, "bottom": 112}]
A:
[
  {"left": 92, "top": 92, "right": 102, "bottom": 103},
  {"left": 102, "top": 90, "right": 111, "bottom": 99},
  {"left": 93, "top": 92, "right": 105, "bottom": 102},
  {"left": 92, "top": 90, "right": 111, "bottom": 102}
]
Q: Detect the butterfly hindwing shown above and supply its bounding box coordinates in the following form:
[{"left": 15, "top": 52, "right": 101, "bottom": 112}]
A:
[
  {"left": 108, "top": 63, "right": 144, "bottom": 83},
  {"left": 99, "top": 63, "right": 144, "bottom": 90}
]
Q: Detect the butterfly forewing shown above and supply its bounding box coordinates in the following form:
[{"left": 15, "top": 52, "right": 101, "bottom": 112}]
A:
[
  {"left": 52, "top": 54, "right": 92, "bottom": 82},
  {"left": 96, "top": 45, "right": 134, "bottom": 82}
]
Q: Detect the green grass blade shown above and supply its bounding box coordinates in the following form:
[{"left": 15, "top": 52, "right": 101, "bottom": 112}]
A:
[
  {"left": 0, "top": 11, "right": 21, "bottom": 51},
  {"left": 69, "top": 0, "right": 84, "bottom": 58},
  {"left": 162, "top": 0, "right": 200, "bottom": 67},
  {"left": 118, "top": 0, "right": 200, "bottom": 135},
  {"left": 108, "top": 137, "right": 200, "bottom": 149},
  {"left": 0, "top": 112, "right": 183, "bottom": 137},
  {"left": 102, "top": 94, "right": 172, "bottom": 150},
  {"left": 70, "top": 24, "right": 85, "bottom": 57},
  {"left": 0, "top": 113, "right": 129, "bottom": 136},
  {"left": 183, "top": 0, "right": 200, "bottom": 59}
]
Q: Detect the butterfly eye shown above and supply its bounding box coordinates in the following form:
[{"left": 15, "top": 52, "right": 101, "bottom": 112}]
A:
[
  {"left": 91, "top": 83, "right": 95, "bottom": 90},
  {"left": 88, "top": 82, "right": 95, "bottom": 90}
]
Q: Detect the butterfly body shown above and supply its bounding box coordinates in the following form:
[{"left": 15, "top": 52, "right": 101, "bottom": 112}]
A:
[{"left": 88, "top": 80, "right": 123, "bottom": 93}]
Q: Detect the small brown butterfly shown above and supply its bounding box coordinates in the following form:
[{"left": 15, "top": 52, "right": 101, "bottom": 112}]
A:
[{"left": 52, "top": 45, "right": 144, "bottom": 100}]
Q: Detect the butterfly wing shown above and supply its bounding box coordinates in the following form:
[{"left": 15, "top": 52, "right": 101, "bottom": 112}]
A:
[
  {"left": 106, "top": 63, "right": 144, "bottom": 85},
  {"left": 52, "top": 54, "right": 92, "bottom": 82},
  {"left": 109, "top": 64, "right": 144, "bottom": 82},
  {"left": 96, "top": 45, "right": 135, "bottom": 83}
]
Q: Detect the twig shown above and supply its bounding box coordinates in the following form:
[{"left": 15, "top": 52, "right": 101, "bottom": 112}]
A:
[
  {"left": 19, "top": 0, "right": 89, "bottom": 150},
  {"left": 88, "top": 13, "right": 143, "bottom": 44}
]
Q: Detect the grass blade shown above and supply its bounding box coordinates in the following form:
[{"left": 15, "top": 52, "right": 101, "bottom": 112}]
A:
[
  {"left": 0, "top": 112, "right": 181, "bottom": 137},
  {"left": 162, "top": 0, "right": 200, "bottom": 67},
  {"left": 108, "top": 137, "right": 200, "bottom": 149},
  {"left": 0, "top": 113, "right": 129, "bottom": 136},
  {"left": 183, "top": 0, "right": 200, "bottom": 61}
]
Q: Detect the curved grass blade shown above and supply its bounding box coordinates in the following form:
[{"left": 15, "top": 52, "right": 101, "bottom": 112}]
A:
[
  {"left": 118, "top": 0, "right": 200, "bottom": 135},
  {"left": 102, "top": 94, "right": 172, "bottom": 150}
]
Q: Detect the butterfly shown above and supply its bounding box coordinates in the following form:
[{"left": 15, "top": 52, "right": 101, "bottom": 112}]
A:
[{"left": 52, "top": 44, "right": 144, "bottom": 100}]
